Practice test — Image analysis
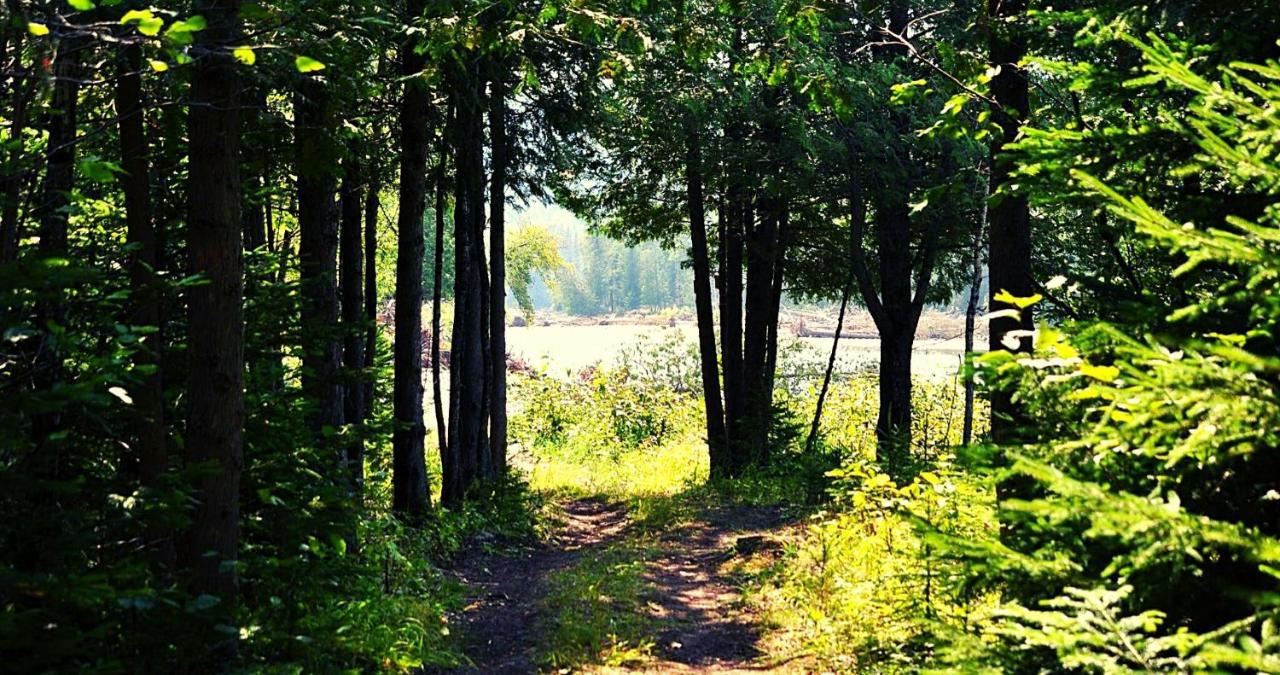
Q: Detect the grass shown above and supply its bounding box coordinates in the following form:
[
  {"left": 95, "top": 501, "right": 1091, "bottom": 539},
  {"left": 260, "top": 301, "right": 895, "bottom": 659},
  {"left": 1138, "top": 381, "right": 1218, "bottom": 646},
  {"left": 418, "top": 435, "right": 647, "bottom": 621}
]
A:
[{"left": 535, "top": 540, "right": 659, "bottom": 669}]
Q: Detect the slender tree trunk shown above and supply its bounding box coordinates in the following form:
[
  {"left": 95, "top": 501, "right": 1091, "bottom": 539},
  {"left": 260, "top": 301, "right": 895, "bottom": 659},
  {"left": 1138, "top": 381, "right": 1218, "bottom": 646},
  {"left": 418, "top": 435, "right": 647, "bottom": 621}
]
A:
[
  {"left": 806, "top": 279, "right": 851, "bottom": 454},
  {"left": 487, "top": 69, "right": 508, "bottom": 478},
  {"left": 720, "top": 120, "right": 746, "bottom": 458},
  {"left": 31, "top": 30, "right": 84, "bottom": 452},
  {"left": 0, "top": 5, "right": 32, "bottom": 264},
  {"left": 431, "top": 127, "right": 448, "bottom": 458},
  {"left": 362, "top": 180, "right": 378, "bottom": 419},
  {"left": 339, "top": 156, "right": 365, "bottom": 493},
  {"left": 295, "top": 82, "right": 344, "bottom": 438},
  {"left": 445, "top": 59, "right": 487, "bottom": 506},
  {"left": 180, "top": 0, "right": 244, "bottom": 655},
  {"left": 963, "top": 180, "right": 988, "bottom": 446},
  {"left": 684, "top": 125, "right": 729, "bottom": 477},
  {"left": 116, "top": 37, "right": 166, "bottom": 487},
  {"left": 987, "top": 0, "right": 1033, "bottom": 443},
  {"left": 392, "top": 0, "right": 432, "bottom": 520}
]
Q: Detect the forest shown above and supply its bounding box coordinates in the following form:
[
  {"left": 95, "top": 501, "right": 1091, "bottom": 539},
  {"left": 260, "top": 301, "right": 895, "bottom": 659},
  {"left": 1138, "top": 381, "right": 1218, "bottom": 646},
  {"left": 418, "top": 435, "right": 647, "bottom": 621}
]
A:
[{"left": 2, "top": 0, "right": 1279, "bottom": 672}]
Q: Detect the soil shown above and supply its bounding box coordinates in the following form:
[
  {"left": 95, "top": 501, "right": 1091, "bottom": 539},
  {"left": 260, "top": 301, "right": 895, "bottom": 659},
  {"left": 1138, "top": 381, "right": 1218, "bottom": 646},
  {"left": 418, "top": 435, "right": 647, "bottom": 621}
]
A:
[{"left": 437, "top": 499, "right": 797, "bottom": 674}]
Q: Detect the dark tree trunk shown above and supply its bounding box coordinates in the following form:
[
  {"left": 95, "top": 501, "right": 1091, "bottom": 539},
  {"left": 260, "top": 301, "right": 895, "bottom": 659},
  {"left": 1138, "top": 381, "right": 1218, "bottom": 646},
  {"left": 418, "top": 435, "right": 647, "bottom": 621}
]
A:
[
  {"left": 392, "top": 0, "right": 432, "bottom": 520},
  {"left": 963, "top": 178, "right": 988, "bottom": 446},
  {"left": 362, "top": 181, "right": 378, "bottom": 420},
  {"left": 241, "top": 86, "right": 267, "bottom": 253},
  {"left": 116, "top": 35, "right": 169, "bottom": 543},
  {"left": 180, "top": 0, "right": 244, "bottom": 654},
  {"left": 339, "top": 156, "right": 365, "bottom": 493},
  {"left": 445, "top": 60, "right": 487, "bottom": 506},
  {"left": 987, "top": 0, "right": 1033, "bottom": 443},
  {"left": 684, "top": 126, "right": 729, "bottom": 477},
  {"left": 806, "top": 277, "right": 851, "bottom": 454},
  {"left": 740, "top": 199, "right": 781, "bottom": 470},
  {"left": 874, "top": 199, "right": 914, "bottom": 472},
  {"left": 878, "top": 323, "right": 914, "bottom": 476},
  {"left": 0, "top": 4, "right": 32, "bottom": 264},
  {"left": 295, "top": 82, "right": 344, "bottom": 438},
  {"left": 720, "top": 168, "right": 745, "bottom": 460},
  {"left": 31, "top": 30, "right": 84, "bottom": 452},
  {"left": 487, "top": 69, "right": 508, "bottom": 479},
  {"left": 431, "top": 127, "right": 448, "bottom": 459}
]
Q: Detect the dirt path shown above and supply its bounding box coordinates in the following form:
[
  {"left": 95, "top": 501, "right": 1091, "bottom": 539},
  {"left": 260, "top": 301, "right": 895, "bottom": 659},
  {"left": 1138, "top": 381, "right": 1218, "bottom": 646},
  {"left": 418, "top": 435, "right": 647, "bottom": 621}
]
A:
[
  {"left": 444, "top": 499, "right": 631, "bottom": 673},
  {"left": 626, "top": 506, "right": 791, "bottom": 674},
  {"left": 440, "top": 498, "right": 792, "bottom": 674}
]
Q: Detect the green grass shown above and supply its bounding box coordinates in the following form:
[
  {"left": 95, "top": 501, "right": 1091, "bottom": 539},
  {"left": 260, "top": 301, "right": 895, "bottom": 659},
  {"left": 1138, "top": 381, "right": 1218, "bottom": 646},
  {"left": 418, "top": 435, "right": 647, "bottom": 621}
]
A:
[{"left": 535, "top": 541, "right": 659, "bottom": 669}]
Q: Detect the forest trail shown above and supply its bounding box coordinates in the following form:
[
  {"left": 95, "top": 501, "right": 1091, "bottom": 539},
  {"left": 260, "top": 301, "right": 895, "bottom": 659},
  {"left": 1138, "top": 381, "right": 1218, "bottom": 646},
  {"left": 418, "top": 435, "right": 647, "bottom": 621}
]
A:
[{"left": 441, "top": 498, "right": 796, "bottom": 674}]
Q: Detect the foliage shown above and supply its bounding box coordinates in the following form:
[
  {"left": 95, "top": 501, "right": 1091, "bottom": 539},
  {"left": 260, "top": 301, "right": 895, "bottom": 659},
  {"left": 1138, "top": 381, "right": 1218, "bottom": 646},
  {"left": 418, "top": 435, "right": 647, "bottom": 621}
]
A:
[
  {"left": 505, "top": 224, "right": 566, "bottom": 324},
  {"left": 746, "top": 373, "right": 992, "bottom": 673},
  {"left": 953, "top": 37, "right": 1280, "bottom": 673}
]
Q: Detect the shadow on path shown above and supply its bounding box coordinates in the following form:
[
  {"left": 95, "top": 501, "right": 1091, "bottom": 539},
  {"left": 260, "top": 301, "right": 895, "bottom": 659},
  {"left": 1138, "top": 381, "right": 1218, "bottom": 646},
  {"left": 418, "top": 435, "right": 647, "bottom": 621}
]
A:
[
  {"left": 435, "top": 498, "right": 798, "bottom": 674},
  {"left": 439, "top": 499, "right": 630, "bottom": 674},
  {"left": 634, "top": 506, "right": 796, "bottom": 674}
]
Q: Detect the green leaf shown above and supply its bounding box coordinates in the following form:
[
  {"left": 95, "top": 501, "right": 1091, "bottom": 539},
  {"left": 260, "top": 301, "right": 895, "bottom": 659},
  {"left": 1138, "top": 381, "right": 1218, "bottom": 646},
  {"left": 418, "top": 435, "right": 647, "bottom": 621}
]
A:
[
  {"left": 28, "top": 22, "right": 50, "bottom": 36},
  {"left": 294, "top": 55, "right": 326, "bottom": 73},
  {"left": 233, "top": 47, "right": 256, "bottom": 65},
  {"left": 165, "top": 15, "right": 207, "bottom": 45},
  {"left": 121, "top": 9, "right": 164, "bottom": 36},
  {"left": 67, "top": 0, "right": 94, "bottom": 10}
]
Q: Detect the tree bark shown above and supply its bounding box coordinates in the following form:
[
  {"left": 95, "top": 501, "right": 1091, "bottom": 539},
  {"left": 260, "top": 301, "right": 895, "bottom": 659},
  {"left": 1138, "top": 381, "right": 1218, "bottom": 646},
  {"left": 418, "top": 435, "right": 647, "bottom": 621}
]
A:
[
  {"left": 295, "top": 81, "right": 344, "bottom": 439},
  {"left": 0, "top": 3, "right": 33, "bottom": 264},
  {"left": 684, "top": 125, "right": 729, "bottom": 477},
  {"left": 963, "top": 175, "right": 988, "bottom": 446},
  {"left": 445, "top": 59, "right": 488, "bottom": 506},
  {"left": 987, "top": 0, "right": 1033, "bottom": 443},
  {"left": 116, "top": 37, "right": 166, "bottom": 489},
  {"left": 31, "top": 29, "right": 84, "bottom": 452},
  {"left": 339, "top": 155, "right": 365, "bottom": 493},
  {"left": 431, "top": 125, "right": 448, "bottom": 459},
  {"left": 180, "top": 0, "right": 243, "bottom": 654},
  {"left": 487, "top": 69, "right": 508, "bottom": 478},
  {"left": 362, "top": 180, "right": 378, "bottom": 420},
  {"left": 806, "top": 278, "right": 851, "bottom": 454},
  {"left": 393, "top": 0, "right": 432, "bottom": 520}
]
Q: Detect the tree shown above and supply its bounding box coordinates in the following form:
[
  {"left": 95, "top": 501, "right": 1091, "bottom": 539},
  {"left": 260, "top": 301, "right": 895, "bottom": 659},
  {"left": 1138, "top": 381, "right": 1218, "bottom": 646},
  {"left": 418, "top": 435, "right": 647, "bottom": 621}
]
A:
[
  {"left": 392, "top": 0, "right": 432, "bottom": 521},
  {"left": 180, "top": 0, "right": 245, "bottom": 653},
  {"left": 339, "top": 154, "right": 365, "bottom": 491},
  {"left": 985, "top": 0, "right": 1033, "bottom": 442},
  {"left": 295, "top": 77, "right": 344, "bottom": 438}
]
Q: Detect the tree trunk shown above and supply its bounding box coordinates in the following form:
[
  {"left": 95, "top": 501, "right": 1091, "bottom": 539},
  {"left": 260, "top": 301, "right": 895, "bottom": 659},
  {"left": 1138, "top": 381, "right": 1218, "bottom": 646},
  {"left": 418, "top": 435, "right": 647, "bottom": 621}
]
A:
[
  {"left": 362, "top": 180, "right": 378, "bottom": 420},
  {"left": 806, "top": 279, "right": 851, "bottom": 454},
  {"left": 392, "top": 0, "right": 432, "bottom": 520},
  {"left": 963, "top": 176, "right": 988, "bottom": 446},
  {"left": 684, "top": 125, "right": 729, "bottom": 477},
  {"left": 431, "top": 126, "right": 448, "bottom": 458},
  {"left": 115, "top": 37, "right": 167, "bottom": 491},
  {"left": 0, "top": 5, "right": 32, "bottom": 264},
  {"left": 874, "top": 199, "right": 913, "bottom": 474},
  {"left": 487, "top": 69, "right": 508, "bottom": 479},
  {"left": 987, "top": 0, "right": 1033, "bottom": 443},
  {"left": 878, "top": 324, "right": 913, "bottom": 478},
  {"left": 31, "top": 30, "right": 84, "bottom": 452},
  {"left": 295, "top": 82, "right": 344, "bottom": 438},
  {"left": 180, "top": 0, "right": 244, "bottom": 654},
  {"left": 445, "top": 60, "right": 488, "bottom": 506},
  {"left": 339, "top": 156, "right": 365, "bottom": 493},
  {"left": 740, "top": 201, "right": 780, "bottom": 470}
]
